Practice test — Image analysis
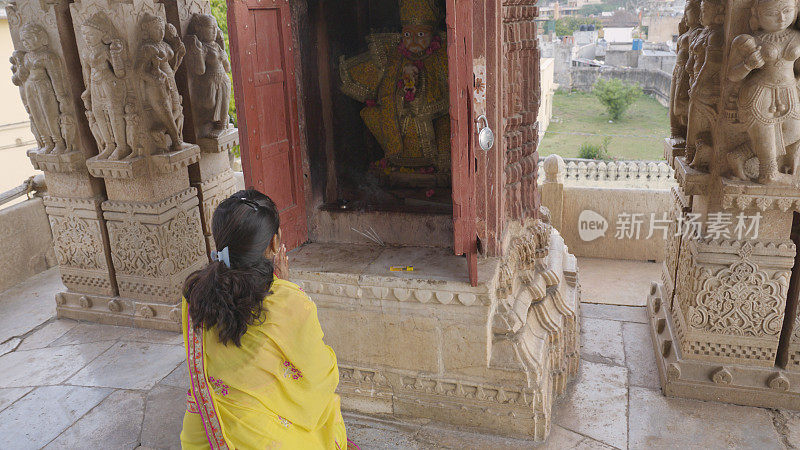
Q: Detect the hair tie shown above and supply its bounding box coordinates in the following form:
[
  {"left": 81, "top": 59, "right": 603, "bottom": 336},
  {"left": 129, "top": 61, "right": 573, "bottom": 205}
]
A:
[{"left": 211, "top": 246, "right": 231, "bottom": 268}]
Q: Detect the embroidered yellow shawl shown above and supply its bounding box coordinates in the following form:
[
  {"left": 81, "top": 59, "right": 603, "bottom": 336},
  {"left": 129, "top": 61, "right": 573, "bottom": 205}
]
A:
[{"left": 180, "top": 278, "right": 348, "bottom": 449}]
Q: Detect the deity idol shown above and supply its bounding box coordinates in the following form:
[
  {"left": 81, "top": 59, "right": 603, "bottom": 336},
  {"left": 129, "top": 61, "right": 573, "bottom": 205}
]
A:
[
  {"left": 685, "top": 0, "right": 724, "bottom": 170},
  {"left": 185, "top": 14, "right": 232, "bottom": 139},
  {"left": 136, "top": 13, "right": 185, "bottom": 153},
  {"left": 82, "top": 12, "right": 130, "bottom": 160},
  {"left": 340, "top": 0, "right": 450, "bottom": 173},
  {"left": 670, "top": 0, "right": 702, "bottom": 142},
  {"left": 727, "top": 0, "right": 800, "bottom": 185},
  {"left": 11, "top": 23, "right": 71, "bottom": 154}
]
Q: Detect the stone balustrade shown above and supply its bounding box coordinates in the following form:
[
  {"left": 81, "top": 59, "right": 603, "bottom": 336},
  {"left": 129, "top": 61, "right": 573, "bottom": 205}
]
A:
[
  {"left": 539, "top": 154, "right": 672, "bottom": 261},
  {"left": 537, "top": 157, "right": 675, "bottom": 189}
]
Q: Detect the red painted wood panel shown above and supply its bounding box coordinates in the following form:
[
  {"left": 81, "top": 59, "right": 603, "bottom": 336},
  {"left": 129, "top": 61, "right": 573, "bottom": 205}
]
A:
[
  {"left": 228, "top": 0, "right": 308, "bottom": 250},
  {"left": 446, "top": 0, "right": 477, "bottom": 286}
]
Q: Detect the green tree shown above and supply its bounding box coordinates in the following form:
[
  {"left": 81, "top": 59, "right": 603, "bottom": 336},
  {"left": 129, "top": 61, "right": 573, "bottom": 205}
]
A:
[
  {"left": 554, "top": 17, "right": 602, "bottom": 36},
  {"left": 592, "top": 78, "right": 642, "bottom": 121}
]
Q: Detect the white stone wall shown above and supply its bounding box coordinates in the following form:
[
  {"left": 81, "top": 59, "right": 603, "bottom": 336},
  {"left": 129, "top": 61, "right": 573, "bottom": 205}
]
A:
[
  {"left": 0, "top": 197, "right": 55, "bottom": 292},
  {"left": 540, "top": 155, "right": 672, "bottom": 261}
]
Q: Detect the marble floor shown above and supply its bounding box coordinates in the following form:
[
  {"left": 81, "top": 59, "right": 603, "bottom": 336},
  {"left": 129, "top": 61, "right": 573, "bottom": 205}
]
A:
[{"left": 1, "top": 267, "right": 798, "bottom": 449}]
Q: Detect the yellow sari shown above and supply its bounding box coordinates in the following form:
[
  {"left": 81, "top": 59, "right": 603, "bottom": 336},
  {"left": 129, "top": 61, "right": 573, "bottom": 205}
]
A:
[{"left": 180, "top": 277, "right": 350, "bottom": 449}]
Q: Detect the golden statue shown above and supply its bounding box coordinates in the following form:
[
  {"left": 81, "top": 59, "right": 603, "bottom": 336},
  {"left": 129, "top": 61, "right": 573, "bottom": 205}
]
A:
[{"left": 340, "top": 0, "right": 450, "bottom": 175}]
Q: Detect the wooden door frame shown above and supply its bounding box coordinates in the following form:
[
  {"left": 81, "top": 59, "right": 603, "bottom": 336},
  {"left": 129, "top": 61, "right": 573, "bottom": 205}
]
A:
[{"left": 228, "top": 0, "right": 309, "bottom": 250}]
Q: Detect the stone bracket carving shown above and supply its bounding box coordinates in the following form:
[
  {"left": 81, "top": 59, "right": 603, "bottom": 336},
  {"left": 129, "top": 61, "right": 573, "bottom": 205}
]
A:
[{"left": 86, "top": 143, "right": 199, "bottom": 179}]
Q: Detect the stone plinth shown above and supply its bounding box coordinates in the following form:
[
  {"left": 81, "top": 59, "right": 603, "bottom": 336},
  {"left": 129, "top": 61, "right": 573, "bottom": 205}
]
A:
[
  {"left": 191, "top": 135, "right": 239, "bottom": 253},
  {"left": 290, "top": 219, "right": 580, "bottom": 440}
]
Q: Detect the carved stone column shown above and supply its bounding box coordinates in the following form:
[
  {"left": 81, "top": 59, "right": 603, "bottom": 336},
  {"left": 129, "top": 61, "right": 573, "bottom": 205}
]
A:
[
  {"left": 161, "top": 0, "right": 239, "bottom": 252},
  {"left": 652, "top": 0, "right": 800, "bottom": 408},
  {"left": 6, "top": 0, "right": 117, "bottom": 318},
  {"left": 69, "top": 0, "right": 206, "bottom": 330}
]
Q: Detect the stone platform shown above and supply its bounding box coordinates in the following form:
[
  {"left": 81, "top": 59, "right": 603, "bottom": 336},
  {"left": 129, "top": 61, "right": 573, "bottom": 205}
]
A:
[{"left": 0, "top": 268, "right": 796, "bottom": 448}]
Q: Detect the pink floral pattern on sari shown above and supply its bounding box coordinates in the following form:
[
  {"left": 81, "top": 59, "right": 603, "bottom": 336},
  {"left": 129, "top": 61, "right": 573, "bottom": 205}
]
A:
[
  {"left": 187, "top": 313, "right": 229, "bottom": 449},
  {"left": 283, "top": 360, "right": 303, "bottom": 380},
  {"left": 208, "top": 377, "right": 229, "bottom": 396}
]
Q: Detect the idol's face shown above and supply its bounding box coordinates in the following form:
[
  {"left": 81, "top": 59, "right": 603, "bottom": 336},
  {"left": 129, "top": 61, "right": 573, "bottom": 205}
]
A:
[
  {"left": 402, "top": 24, "right": 433, "bottom": 55},
  {"left": 700, "top": 0, "right": 720, "bottom": 26},
  {"left": 198, "top": 18, "right": 217, "bottom": 42},
  {"left": 685, "top": 4, "right": 700, "bottom": 27},
  {"left": 20, "top": 30, "right": 45, "bottom": 52},
  {"left": 757, "top": 0, "right": 797, "bottom": 32}
]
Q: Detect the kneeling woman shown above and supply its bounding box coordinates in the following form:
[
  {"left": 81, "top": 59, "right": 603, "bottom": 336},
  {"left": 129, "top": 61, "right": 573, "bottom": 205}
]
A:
[{"left": 180, "top": 190, "right": 352, "bottom": 449}]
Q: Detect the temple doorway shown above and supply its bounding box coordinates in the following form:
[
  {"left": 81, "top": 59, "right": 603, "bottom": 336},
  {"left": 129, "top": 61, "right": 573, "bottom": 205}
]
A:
[{"left": 308, "top": 0, "right": 452, "bottom": 215}]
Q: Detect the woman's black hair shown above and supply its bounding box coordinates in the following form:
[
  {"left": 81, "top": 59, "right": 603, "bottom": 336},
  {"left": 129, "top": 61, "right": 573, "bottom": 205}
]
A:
[{"left": 183, "top": 189, "right": 281, "bottom": 346}]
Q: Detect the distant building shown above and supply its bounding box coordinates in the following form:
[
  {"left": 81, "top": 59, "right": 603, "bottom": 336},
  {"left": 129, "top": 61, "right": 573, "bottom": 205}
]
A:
[
  {"left": 642, "top": 14, "right": 682, "bottom": 43},
  {"left": 605, "top": 27, "right": 634, "bottom": 43}
]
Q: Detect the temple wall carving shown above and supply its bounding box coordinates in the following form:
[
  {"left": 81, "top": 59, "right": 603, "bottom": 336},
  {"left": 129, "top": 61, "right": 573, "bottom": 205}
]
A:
[{"left": 652, "top": 0, "right": 800, "bottom": 409}]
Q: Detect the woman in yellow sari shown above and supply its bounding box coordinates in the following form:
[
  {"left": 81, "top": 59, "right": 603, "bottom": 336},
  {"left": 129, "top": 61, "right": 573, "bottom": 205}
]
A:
[{"left": 180, "top": 189, "right": 355, "bottom": 449}]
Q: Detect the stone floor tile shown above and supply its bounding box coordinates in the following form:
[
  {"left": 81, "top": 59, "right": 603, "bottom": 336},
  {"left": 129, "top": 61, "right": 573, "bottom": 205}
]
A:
[
  {"left": 140, "top": 385, "right": 187, "bottom": 450},
  {"left": 0, "top": 385, "right": 111, "bottom": 449},
  {"left": 126, "top": 328, "right": 183, "bottom": 345},
  {"left": 0, "top": 387, "right": 32, "bottom": 413},
  {"left": 0, "top": 268, "right": 61, "bottom": 344},
  {"left": 580, "top": 303, "right": 648, "bottom": 324},
  {"left": 581, "top": 317, "right": 625, "bottom": 366},
  {"left": 629, "top": 387, "right": 783, "bottom": 449},
  {"left": 554, "top": 360, "right": 628, "bottom": 449},
  {"left": 578, "top": 257, "right": 659, "bottom": 306},
  {"left": 16, "top": 319, "right": 78, "bottom": 351},
  {"left": 540, "top": 425, "right": 615, "bottom": 449},
  {"left": 770, "top": 410, "right": 800, "bottom": 448},
  {"left": 0, "top": 342, "right": 114, "bottom": 388},
  {"left": 159, "top": 361, "right": 188, "bottom": 389},
  {"left": 0, "top": 337, "right": 21, "bottom": 357},
  {"left": 413, "top": 422, "right": 540, "bottom": 449},
  {"left": 49, "top": 323, "right": 138, "bottom": 347},
  {"left": 44, "top": 389, "right": 145, "bottom": 449},
  {"left": 344, "top": 414, "right": 423, "bottom": 450},
  {"left": 622, "top": 322, "right": 660, "bottom": 389},
  {"left": 68, "top": 342, "right": 185, "bottom": 390}
]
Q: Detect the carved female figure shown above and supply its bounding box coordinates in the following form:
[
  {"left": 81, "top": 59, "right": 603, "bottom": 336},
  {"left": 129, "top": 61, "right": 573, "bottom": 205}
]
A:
[
  {"left": 670, "top": 0, "right": 702, "bottom": 141},
  {"left": 136, "top": 13, "right": 184, "bottom": 153},
  {"left": 185, "top": 14, "right": 231, "bottom": 139},
  {"left": 727, "top": 0, "right": 800, "bottom": 185},
  {"left": 12, "top": 23, "right": 70, "bottom": 154},
  {"left": 685, "top": 0, "right": 724, "bottom": 170},
  {"left": 82, "top": 13, "right": 130, "bottom": 160}
]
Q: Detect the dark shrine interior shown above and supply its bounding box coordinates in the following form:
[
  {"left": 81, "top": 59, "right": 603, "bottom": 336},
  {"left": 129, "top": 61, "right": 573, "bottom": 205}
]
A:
[{"left": 298, "top": 0, "right": 452, "bottom": 216}]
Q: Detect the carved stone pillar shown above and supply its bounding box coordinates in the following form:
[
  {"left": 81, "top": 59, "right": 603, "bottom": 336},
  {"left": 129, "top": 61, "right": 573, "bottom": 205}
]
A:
[
  {"left": 6, "top": 0, "right": 117, "bottom": 317},
  {"left": 652, "top": 0, "right": 800, "bottom": 408},
  {"left": 68, "top": 0, "right": 206, "bottom": 330},
  {"left": 161, "top": 0, "right": 239, "bottom": 252}
]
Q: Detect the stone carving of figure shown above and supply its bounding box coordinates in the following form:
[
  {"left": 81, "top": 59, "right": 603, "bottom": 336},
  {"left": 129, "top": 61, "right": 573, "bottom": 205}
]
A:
[
  {"left": 685, "top": 0, "right": 724, "bottom": 170},
  {"left": 185, "top": 14, "right": 231, "bottom": 139},
  {"left": 82, "top": 12, "right": 131, "bottom": 160},
  {"left": 10, "top": 23, "right": 72, "bottom": 154},
  {"left": 340, "top": 0, "right": 450, "bottom": 173},
  {"left": 670, "top": 0, "right": 702, "bottom": 142},
  {"left": 136, "top": 13, "right": 185, "bottom": 153},
  {"left": 727, "top": 0, "right": 800, "bottom": 185}
]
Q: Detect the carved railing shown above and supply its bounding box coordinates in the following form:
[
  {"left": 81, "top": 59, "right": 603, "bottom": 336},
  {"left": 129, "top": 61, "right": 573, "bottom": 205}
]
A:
[
  {"left": 0, "top": 174, "right": 46, "bottom": 209},
  {"left": 537, "top": 157, "right": 675, "bottom": 189}
]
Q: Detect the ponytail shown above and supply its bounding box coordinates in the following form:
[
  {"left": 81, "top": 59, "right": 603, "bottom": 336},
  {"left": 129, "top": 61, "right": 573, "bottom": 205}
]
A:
[{"left": 183, "top": 190, "right": 281, "bottom": 346}]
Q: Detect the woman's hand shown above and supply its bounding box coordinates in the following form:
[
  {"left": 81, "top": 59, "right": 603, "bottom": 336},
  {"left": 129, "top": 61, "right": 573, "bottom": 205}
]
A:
[{"left": 273, "top": 244, "right": 288, "bottom": 279}]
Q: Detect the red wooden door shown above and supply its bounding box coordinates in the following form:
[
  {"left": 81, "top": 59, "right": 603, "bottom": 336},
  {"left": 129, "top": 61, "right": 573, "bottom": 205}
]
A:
[
  {"left": 228, "top": 0, "right": 308, "bottom": 250},
  {"left": 446, "top": 0, "right": 478, "bottom": 286}
]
